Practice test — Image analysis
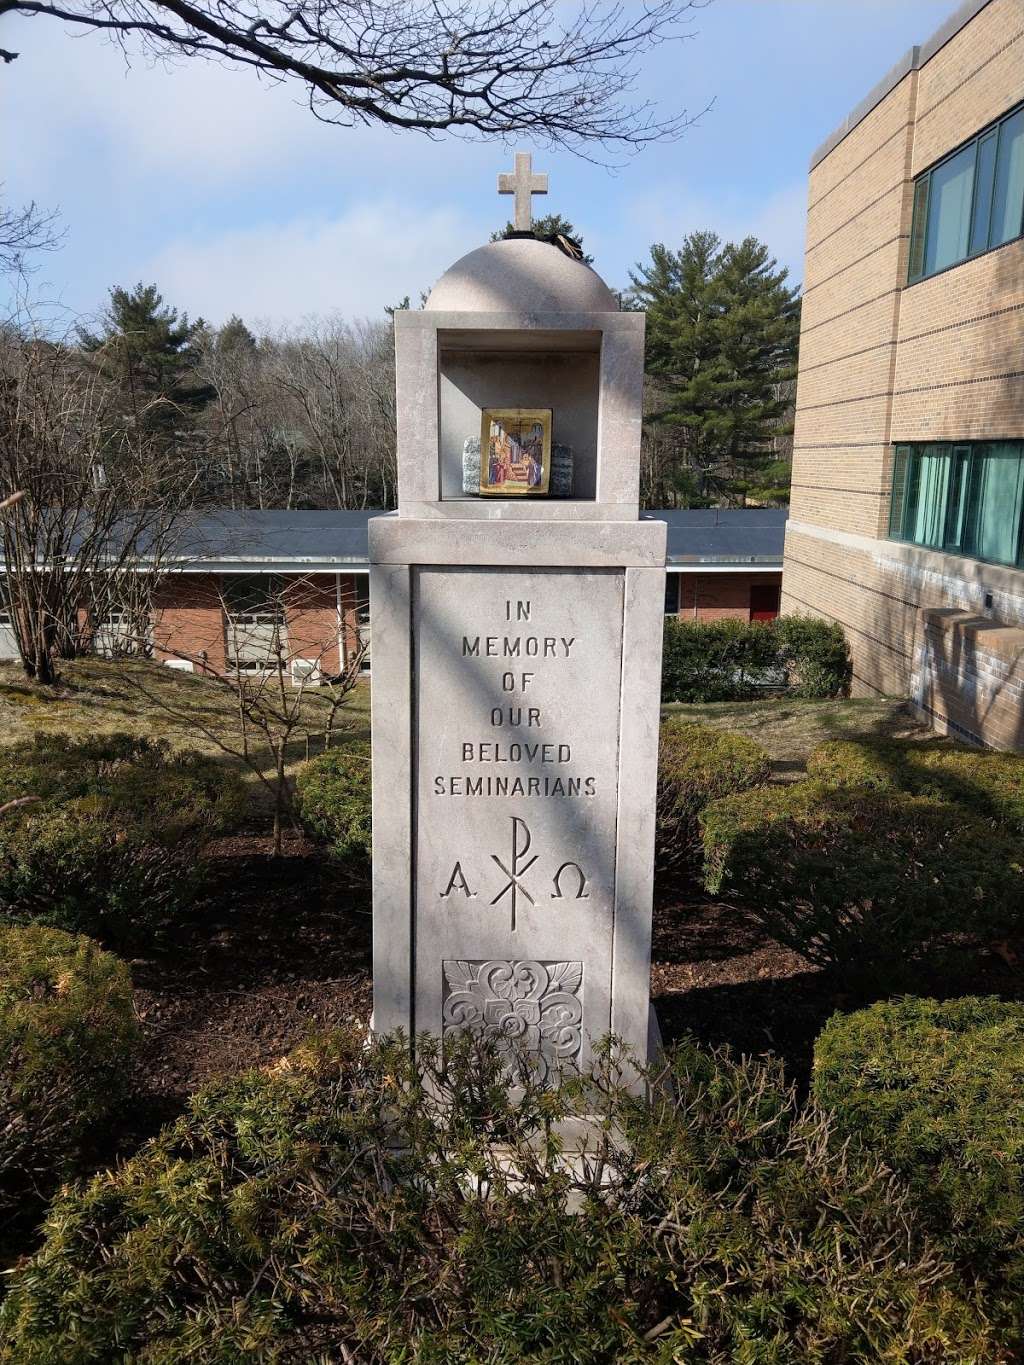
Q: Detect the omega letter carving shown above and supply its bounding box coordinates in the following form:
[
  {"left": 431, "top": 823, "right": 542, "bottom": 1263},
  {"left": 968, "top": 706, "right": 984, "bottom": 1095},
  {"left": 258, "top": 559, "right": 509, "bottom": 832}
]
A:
[{"left": 551, "top": 861, "right": 589, "bottom": 899}]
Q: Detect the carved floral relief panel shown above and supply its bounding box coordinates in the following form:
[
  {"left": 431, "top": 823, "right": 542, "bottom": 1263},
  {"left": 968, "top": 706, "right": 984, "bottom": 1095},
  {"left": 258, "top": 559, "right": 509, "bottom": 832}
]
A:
[{"left": 441, "top": 959, "right": 583, "bottom": 1078}]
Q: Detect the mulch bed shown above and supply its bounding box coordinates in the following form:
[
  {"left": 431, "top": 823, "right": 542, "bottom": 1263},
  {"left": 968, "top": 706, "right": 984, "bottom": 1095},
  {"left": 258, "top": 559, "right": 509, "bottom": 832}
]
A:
[
  {"left": 121, "top": 834, "right": 373, "bottom": 1145},
  {"left": 118, "top": 834, "right": 1023, "bottom": 1149}
]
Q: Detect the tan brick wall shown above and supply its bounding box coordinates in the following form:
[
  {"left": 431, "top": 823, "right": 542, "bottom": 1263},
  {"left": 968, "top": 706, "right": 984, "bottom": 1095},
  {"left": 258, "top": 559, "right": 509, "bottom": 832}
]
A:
[
  {"left": 892, "top": 238, "right": 1024, "bottom": 442},
  {"left": 152, "top": 574, "right": 227, "bottom": 672},
  {"left": 784, "top": 0, "right": 1024, "bottom": 746},
  {"left": 912, "top": 0, "right": 1024, "bottom": 174},
  {"left": 913, "top": 608, "right": 1024, "bottom": 750}
]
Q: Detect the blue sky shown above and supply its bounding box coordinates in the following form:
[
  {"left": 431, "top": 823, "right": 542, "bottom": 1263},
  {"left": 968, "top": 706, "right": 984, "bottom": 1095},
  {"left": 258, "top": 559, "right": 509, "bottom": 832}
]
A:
[{"left": 4, "top": 0, "right": 952, "bottom": 330}]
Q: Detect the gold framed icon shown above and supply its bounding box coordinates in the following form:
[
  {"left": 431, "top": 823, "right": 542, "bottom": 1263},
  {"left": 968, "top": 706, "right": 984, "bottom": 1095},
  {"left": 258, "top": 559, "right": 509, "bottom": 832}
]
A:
[{"left": 479, "top": 408, "right": 552, "bottom": 496}]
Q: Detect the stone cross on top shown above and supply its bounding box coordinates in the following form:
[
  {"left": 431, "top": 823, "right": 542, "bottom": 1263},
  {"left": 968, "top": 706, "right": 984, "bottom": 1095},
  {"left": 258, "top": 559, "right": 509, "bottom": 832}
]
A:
[{"left": 498, "top": 151, "right": 548, "bottom": 232}]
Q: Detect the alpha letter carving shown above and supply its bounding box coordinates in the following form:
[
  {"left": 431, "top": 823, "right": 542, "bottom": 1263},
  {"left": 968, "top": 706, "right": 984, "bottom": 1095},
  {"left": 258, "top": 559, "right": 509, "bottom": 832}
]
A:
[{"left": 440, "top": 863, "right": 476, "bottom": 899}]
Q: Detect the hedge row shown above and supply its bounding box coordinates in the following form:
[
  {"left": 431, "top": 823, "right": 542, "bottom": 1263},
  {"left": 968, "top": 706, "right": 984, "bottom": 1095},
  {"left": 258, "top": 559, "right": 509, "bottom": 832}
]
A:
[
  {"left": 0, "top": 924, "right": 137, "bottom": 1219},
  {"left": 0, "top": 1029, "right": 1004, "bottom": 1362},
  {"left": 661, "top": 614, "right": 851, "bottom": 703},
  {"left": 0, "top": 734, "right": 249, "bottom": 949},
  {"left": 701, "top": 778, "right": 1024, "bottom": 991},
  {"left": 294, "top": 741, "right": 372, "bottom": 869},
  {"left": 807, "top": 735, "right": 1024, "bottom": 832},
  {"left": 655, "top": 719, "right": 771, "bottom": 876},
  {"left": 814, "top": 996, "right": 1024, "bottom": 1338}
]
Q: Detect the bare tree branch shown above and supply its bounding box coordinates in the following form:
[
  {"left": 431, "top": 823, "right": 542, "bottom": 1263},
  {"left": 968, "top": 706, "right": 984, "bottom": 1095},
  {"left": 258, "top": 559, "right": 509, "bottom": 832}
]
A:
[
  {"left": 0, "top": 194, "right": 64, "bottom": 276},
  {"left": 0, "top": 325, "right": 197, "bottom": 685},
  {"left": 0, "top": 0, "right": 708, "bottom": 155}
]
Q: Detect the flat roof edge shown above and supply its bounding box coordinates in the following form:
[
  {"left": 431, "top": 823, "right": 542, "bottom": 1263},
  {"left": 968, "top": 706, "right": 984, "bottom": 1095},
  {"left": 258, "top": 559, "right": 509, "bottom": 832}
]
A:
[{"left": 808, "top": 0, "right": 995, "bottom": 171}]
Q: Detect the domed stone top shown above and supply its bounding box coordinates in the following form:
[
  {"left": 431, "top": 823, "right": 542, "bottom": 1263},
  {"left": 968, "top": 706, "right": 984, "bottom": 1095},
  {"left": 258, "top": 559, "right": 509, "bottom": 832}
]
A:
[{"left": 424, "top": 238, "right": 618, "bottom": 314}]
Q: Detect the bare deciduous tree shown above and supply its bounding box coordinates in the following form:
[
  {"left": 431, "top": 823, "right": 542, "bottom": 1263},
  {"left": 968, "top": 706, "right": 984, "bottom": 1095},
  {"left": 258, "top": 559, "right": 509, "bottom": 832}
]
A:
[
  {"left": 191, "top": 316, "right": 397, "bottom": 511},
  {"left": 0, "top": 1, "right": 703, "bottom": 154},
  {"left": 128, "top": 572, "right": 367, "bottom": 855},
  {"left": 0, "top": 327, "right": 195, "bottom": 685},
  {"left": 0, "top": 196, "right": 63, "bottom": 276}
]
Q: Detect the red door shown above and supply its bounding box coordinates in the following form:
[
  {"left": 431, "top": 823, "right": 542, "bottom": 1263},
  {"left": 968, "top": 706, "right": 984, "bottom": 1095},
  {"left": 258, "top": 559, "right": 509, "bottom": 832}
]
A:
[{"left": 749, "top": 584, "right": 781, "bottom": 622}]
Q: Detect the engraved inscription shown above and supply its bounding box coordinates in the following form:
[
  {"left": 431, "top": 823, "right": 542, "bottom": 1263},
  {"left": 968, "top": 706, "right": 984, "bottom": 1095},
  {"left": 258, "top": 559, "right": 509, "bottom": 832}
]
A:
[
  {"left": 441, "top": 959, "right": 583, "bottom": 1078},
  {"left": 441, "top": 819, "right": 592, "bottom": 926}
]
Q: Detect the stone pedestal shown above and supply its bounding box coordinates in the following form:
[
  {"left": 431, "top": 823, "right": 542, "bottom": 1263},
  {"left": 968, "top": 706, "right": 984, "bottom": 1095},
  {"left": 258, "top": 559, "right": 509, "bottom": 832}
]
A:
[{"left": 370, "top": 238, "right": 665, "bottom": 1072}]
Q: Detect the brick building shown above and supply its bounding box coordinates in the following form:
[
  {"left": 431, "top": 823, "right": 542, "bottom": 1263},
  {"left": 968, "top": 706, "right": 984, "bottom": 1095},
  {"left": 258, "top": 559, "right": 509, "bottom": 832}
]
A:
[
  {"left": 783, "top": 0, "right": 1024, "bottom": 749},
  {"left": 0, "top": 508, "right": 785, "bottom": 669}
]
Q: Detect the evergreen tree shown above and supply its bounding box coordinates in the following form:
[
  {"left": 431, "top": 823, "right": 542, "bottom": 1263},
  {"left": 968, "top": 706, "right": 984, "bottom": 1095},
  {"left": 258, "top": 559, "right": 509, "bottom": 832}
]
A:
[
  {"left": 491, "top": 213, "right": 593, "bottom": 265},
  {"left": 631, "top": 232, "right": 800, "bottom": 504},
  {"left": 80, "top": 283, "right": 201, "bottom": 391},
  {"left": 78, "top": 282, "right": 212, "bottom": 438},
  {"left": 216, "top": 315, "right": 258, "bottom": 355}
]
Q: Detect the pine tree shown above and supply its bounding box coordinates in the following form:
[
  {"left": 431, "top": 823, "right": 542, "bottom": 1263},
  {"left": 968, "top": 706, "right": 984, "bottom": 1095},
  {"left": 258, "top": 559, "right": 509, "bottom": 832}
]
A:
[
  {"left": 78, "top": 282, "right": 212, "bottom": 438},
  {"left": 491, "top": 213, "right": 593, "bottom": 265},
  {"left": 631, "top": 232, "right": 800, "bottom": 505},
  {"left": 216, "top": 315, "right": 258, "bottom": 355}
]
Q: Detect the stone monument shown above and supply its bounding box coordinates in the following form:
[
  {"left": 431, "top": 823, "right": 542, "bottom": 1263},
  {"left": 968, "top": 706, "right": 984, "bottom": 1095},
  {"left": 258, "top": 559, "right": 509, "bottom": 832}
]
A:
[{"left": 370, "top": 156, "right": 666, "bottom": 1077}]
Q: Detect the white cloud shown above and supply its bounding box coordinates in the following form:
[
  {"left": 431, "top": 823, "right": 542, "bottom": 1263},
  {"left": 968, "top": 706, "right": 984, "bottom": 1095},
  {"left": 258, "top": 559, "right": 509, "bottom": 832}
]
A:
[{"left": 144, "top": 202, "right": 477, "bottom": 325}]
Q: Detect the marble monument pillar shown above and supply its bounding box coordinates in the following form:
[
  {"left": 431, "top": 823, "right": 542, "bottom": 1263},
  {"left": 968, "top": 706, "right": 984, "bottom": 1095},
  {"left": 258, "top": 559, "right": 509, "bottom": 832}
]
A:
[{"left": 370, "top": 158, "right": 665, "bottom": 1074}]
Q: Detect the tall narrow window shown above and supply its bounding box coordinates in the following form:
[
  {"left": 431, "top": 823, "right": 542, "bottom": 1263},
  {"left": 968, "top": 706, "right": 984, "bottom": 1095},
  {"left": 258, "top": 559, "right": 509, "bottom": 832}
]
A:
[
  {"left": 991, "top": 108, "right": 1024, "bottom": 248},
  {"left": 908, "top": 179, "right": 930, "bottom": 282},
  {"left": 663, "top": 573, "right": 680, "bottom": 615},
  {"left": 905, "top": 445, "right": 951, "bottom": 549},
  {"left": 889, "top": 445, "right": 911, "bottom": 536},
  {"left": 943, "top": 446, "right": 972, "bottom": 552},
  {"left": 924, "top": 143, "right": 976, "bottom": 276},
  {"left": 969, "top": 131, "right": 998, "bottom": 254},
  {"left": 964, "top": 444, "right": 1024, "bottom": 565}
]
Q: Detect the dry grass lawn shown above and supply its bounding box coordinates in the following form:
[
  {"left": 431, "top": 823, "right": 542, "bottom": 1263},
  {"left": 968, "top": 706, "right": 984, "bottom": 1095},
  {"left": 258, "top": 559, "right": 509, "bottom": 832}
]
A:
[
  {"left": 0, "top": 658, "right": 371, "bottom": 816},
  {"left": 0, "top": 656, "right": 928, "bottom": 792},
  {"left": 662, "top": 695, "right": 931, "bottom": 778}
]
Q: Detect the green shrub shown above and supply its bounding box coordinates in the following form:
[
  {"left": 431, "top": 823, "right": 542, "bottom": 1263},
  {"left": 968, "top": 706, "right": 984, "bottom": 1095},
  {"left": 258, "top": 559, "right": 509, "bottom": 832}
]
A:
[
  {"left": 661, "top": 613, "right": 850, "bottom": 703},
  {"left": 808, "top": 736, "right": 1024, "bottom": 832},
  {"left": 0, "top": 800, "right": 201, "bottom": 946},
  {"left": 295, "top": 742, "right": 371, "bottom": 868},
  {"left": 0, "top": 924, "right": 137, "bottom": 1215},
  {"left": 0, "top": 1031, "right": 1001, "bottom": 1363},
  {"left": 773, "top": 614, "right": 852, "bottom": 698},
  {"left": 814, "top": 996, "right": 1024, "bottom": 1330},
  {"left": 701, "top": 781, "right": 1024, "bottom": 990},
  {"left": 0, "top": 732, "right": 250, "bottom": 844},
  {"left": 656, "top": 720, "right": 772, "bottom": 876}
]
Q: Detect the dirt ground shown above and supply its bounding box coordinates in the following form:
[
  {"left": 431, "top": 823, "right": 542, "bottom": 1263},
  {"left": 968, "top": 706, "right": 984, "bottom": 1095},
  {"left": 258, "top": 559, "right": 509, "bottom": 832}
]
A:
[{"left": 120, "top": 828, "right": 1021, "bottom": 1152}]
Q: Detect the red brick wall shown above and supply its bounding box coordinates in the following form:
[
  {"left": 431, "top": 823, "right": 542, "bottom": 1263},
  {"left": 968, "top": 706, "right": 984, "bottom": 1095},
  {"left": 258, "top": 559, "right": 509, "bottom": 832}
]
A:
[
  {"left": 284, "top": 574, "right": 341, "bottom": 675},
  {"left": 671, "top": 572, "right": 782, "bottom": 622},
  {"left": 151, "top": 572, "right": 355, "bottom": 676},
  {"left": 337, "top": 572, "right": 369, "bottom": 662},
  {"left": 152, "top": 574, "right": 227, "bottom": 672}
]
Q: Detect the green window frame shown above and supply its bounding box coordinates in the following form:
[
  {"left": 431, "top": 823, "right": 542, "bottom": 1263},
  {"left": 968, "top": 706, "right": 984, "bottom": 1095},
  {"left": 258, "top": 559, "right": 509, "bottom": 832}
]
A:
[
  {"left": 908, "top": 100, "right": 1024, "bottom": 284},
  {"left": 889, "top": 441, "right": 1024, "bottom": 569}
]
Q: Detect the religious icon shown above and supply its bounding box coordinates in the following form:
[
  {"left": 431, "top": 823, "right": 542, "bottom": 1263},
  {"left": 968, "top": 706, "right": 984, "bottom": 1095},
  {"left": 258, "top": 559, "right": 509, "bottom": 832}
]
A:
[{"left": 479, "top": 409, "right": 552, "bottom": 496}]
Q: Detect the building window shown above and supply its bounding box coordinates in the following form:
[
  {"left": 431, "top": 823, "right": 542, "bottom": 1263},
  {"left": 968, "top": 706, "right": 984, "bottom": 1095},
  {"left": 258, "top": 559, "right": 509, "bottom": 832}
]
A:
[
  {"left": 908, "top": 101, "right": 1024, "bottom": 283},
  {"left": 223, "top": 574, "right": 287, "bottom": 673},
  {"left": 889, "top": 441, "right": 1024, "bottom": 568},
  {"left": 663, "top": 573, "right": 680, "bottom": 615}
]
